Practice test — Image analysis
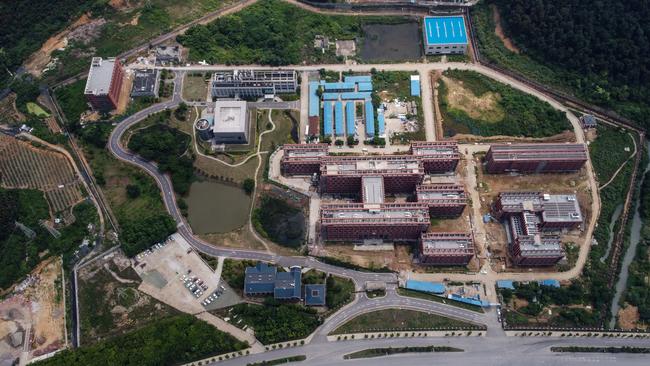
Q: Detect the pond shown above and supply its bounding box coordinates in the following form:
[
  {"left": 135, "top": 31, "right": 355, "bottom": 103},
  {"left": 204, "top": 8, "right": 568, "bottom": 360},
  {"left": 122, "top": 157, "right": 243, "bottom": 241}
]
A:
[
  {"left": 185, "top": 180, "right": 251, "bottom": 234},
  {"left": 359, "top": 22, "right": 422, "bottom": 62}
]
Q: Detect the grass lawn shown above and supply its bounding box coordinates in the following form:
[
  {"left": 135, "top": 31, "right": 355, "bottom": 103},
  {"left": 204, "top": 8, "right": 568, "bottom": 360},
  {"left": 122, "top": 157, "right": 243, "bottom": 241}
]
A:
[
  {"left": 220, "top": 258, "right": 257, "bottom": 295},
  {"left": 183, "top": 73, "right": 209, "bottom": 102},
  {"left": 326, "top": 275, "right": 355, "bottom": 312},
  {"left": 589, "top": 125, "right": 634, "bottom": 183},
  {"left": 330, "top": 309, "right": 482, "bottom": 335},
  {"left": 439, "top": 69, "right": 571, "bottom": 138},
  {"left": 262, "top": 109, "right": 299, "bottom": 151},
  {"left": 26, "top": 102, "right": 50, "bottom": 117},
  {"left": 397, "top": 288, "right": 484, "bottom": 313}
]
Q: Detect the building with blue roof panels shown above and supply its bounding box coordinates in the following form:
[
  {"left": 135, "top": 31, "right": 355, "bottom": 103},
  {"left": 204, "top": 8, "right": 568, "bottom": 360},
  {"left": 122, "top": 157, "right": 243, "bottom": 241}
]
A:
[
  {"left": 244, "top": 262, "right": 277, "bottom": 296},
  {"left": 539, "top": 279, "right": 561, "bottom": 288},
  {"left": 377, "top": 109, "right": 386, "bottom": 136},
  {"left": 405, "top": 280, "right": 446, "bottom": 294},
  {"left": 357, "top": 82, "right": 373, "bottom": 92},
  {"left": 308, "top": 82, "right": 320, "bottom": 117},
  {"left": 322, "top": 92, "right": 340, "bottom": 101},
  {"left": 323, "top": 101, "right": 334, "bottom": 136},
  {"left": 340, "top": 92, "right": 371, "bottom": 101},
  {"left": 304, "top": 284, "right": 326, "bottom": 306},
  {"left": 323, "top": 82, "right": 356, "bottom": 92},
  {"left": 334, "top": 101, "right": 344, "bottom": 137},
  {"left": 274, "top": 267, "right": 302, "bottom": 300},
  {"left": 344, "top": 75, "right": 372, "bottom": 83},
  {"left": 449, "top": 294, "right": 488, "bottom": 307},
  {"left": 496, "top": 280, "right": 515, "bottom": 290},
  {"left": 410, "top": 75, "right": 421, "bottom": 97},
  {"left": 423, "top": 16, "right": 468, "bottom": 55},
  {"left": 365, "top": 101, "right": 375, "bottom": 137},
  {"left": 346, "top": 102, "right": 356, "bottom": 136}
]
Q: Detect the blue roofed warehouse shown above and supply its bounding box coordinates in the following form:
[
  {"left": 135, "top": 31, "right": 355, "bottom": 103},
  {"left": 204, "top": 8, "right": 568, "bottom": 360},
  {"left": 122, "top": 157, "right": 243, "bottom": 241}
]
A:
[{"left": 423, "top": 16, "right": 468, "bottom": 55}]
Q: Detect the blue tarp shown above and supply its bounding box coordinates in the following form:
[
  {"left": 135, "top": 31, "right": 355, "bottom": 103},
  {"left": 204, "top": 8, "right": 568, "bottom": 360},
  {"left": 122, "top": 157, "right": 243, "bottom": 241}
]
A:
[
  {"left": 377, "top": 109, "right": 385, "bottom": 136},
  {"left": 405, "top": 280, "right": 446, "bottom": 294},
  {"left": 322, "top": 92, "right": 339, "bottom": 101},
  {"left": 410, "top": 76, "right": 421, "bottom": 97},
  {"left": 323, "top": 101, "right": 333, "bottom": 136},
  {"left": 334, "top": 101, "right": 344, "bottom": 137},
  {"left": 365, "top": 101, "right": 375, "bottom": 137},
  {"left": 346, "top": 102, "right": 356, "bottom": 136},
  {"left": 357, "top": 82, "right": 373, "bottom": 92},
  {"left": 308, "top": 82, "right": 320, "bottom": 117},
  {"left": 496, "top": 280, "right": 515, "bottom": 290},
  {"left": 539, "top": 279, "right": 561, "bottom": 288},
  {"left": 449, "top": 294, "right": 488, "bottom": 307},
  {"left": 344, "top": 75, "right": 372, "bottom": 83},
  {"left": 323, "top": 82, "right": 356, "bottom": 91},
  {"left": 340, "top": 92, "right": 372, "bottom": 100}
]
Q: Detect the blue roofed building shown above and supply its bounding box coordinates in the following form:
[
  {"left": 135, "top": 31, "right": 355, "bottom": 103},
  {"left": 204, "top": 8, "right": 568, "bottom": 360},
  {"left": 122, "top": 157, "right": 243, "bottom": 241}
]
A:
[
  {"left": 496, "top": 280, "right": 515, "bottom": 290},
  {"left": 274, "top": 267, "right": 302, "bottom": 300},
  {"left": 340, "top": 92, "right": 371, "bottom": 100},
  {"left": 539, "top": 279, "right": 561, "bottom": 288},
  {"left": 323, "top": 101, "right": 334, "bottom": 136},
  {"left": 344, "top": 75, "right": 372, "bottom": 84},
  {"left": 304, "top": 284, "right": 326, "bottom": 306},
  {"left": 322, "top": 92, "right": 340, "bottom": 101},
  {"left": 405, "top": 280, "right": 446, "bottom": 294},
  {"left": 357, "top": 82, "right": 373, "bottom": 92},
  {"left": 308, "top": 82, "right": 321, "bottom": 117},
  {"left": 423, "top": 16, "right": 468, "bottom": 55},
  {"left": 244, "top": 262, "right": 277, "bottom": 296},
  {"left": 377, "top": 109, "right": 385, "bottom": 136},
  {"left": 346, "top": 102, "right": 356, "bottom": 136},
  {"left": 323, "top": 82, "right": 356, "bottom": 92},
  {"left": 410, "top": 75, "right": 421, "bottom": 97},
  {"left": 365, "top": 101, "right": 375, "bottom": 137},
  {"left": 334, "top": 101, "right": 344, "bottom": 137}
]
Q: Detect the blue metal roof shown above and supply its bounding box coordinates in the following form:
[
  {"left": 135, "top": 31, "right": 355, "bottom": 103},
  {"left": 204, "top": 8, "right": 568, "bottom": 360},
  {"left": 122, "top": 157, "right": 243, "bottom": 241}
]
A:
[
  {"left": 377, "top": 109, "right": 385, "bottom": 136},
  {"left": 323, "top": 101, "right": 333, "bottom": 136},
  {"left": 357, "top": 82, "right": 373, "bottom": 92},
  {"left": 344, "top": 75, "right": 372, "bottom": 83},
  {"left": 340, "top": 92, "right": 371, "bottom": 100},
  {"left": 365, "top": 101, "right": 375, "bottom": 137},
  {"left": 274, "top": 267, "right": 302, "bottom": 299},
  {"left": 496, "top": 280, "right": 515, "bottom": 290},
  {"left": 308, "top": 82, "right": 320, "bottom": 117},
  {"left": 322, "top": 92, "right": 340, "bottom": 101},
  {"left": 424, "top": 16, "right": 468, "bottom": 45},
  {"left": 410, "top": 76, "right": 420, "bottom": 97},
  {"left": 304, "top": 284, "right": 326, "bottom": 306},
  {"left": 244, "top": 263, "right": 277, "bottom": 295},
  {"left": 539, "top": 279, "right": 561, "bottom": 288},
  {"left": 334, "top": 101, "right": 344, "bottom": 137},
  {"left": 449, "top": 294, "right": 488, "bottom": 307},
  {"left": 346, "top": 102, "right": 356, "bottom": 136},
  {"left": 405, "top": 280, "right": 446, "bottom": 294},
  {"left": 323, "top": 82, "right": 355, "bottom": 91}
]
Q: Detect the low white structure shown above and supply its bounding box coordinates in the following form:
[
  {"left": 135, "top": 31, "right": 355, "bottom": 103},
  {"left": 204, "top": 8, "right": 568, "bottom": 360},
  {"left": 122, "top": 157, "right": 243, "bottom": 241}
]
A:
[{"left": 213, "top": 101, "right": 249, "bottom": 144}]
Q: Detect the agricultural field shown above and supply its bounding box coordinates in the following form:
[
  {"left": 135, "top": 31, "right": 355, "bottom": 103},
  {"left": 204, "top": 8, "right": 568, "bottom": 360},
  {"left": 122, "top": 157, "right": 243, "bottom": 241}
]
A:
[
  {"left": 0, "top": 258, "right": 66, "bottom": 365},
  {"left": 438, "top": 69, "right": 571, "bottom": 139},
  {"left": 0, "top": 135, "right": 83, "bottom": 213},
  {"left": 77, "top": 250, "right": 179, "bottom": 345}
]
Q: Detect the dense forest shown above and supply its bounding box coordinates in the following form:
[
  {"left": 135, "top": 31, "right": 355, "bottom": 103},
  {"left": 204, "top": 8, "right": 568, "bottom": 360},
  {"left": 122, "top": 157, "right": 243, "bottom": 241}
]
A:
[
  {"left": 0, "top": 188, "right": 97, "bottom": 289},
  {"left": 491, "top": 0, "right": 650, "bottom": 129},
  {"left": 34, "top": 314, "right": 247, "bottom": 366},
  {"left": 252, "top": 195, "right": 305, "bottom": 248}
]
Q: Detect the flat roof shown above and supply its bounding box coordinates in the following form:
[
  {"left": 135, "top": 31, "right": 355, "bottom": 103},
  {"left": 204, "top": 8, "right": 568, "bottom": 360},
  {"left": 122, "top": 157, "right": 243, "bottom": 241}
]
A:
[
  {"left": 324, "top": 101, "right": 333, "bottom": 136},
  {"left": 308, "top": 82, "right": 320, "bottom": 117},
  {"left": 346, "top": 101, "right": 356, "bottom": 136},
  {"left": 283, "top": 144, "right": 329, "bottom": 160},
  {"left": 321, "top": 203, "right": 429, "bottom": 222},
  {"left": 343, "top": 75, "right": 372, "bottom": 83},
  {"left": 417, "top": 184, "right": 466, "bottom": 201},
  {"left": 499, "top": 192, "right": 582, "bottom": 223},
  {"left": 131, "top": 69, "right": 159, "bottom": 95},
  {"left": 362, "top": 176, "right": 385, "bottom": 205},
  {"left": 322, "top": 156, "right": 423, "bottom": 176},
  {"left": 489, "top": 143, "right": 588, "bottom": 161},
  {"left": 424, "top": 16, "right": 468, "bottom": 46},
  {"left": 410, "top": 75, "right": 421, "bottom": 97},
  {"left": 213, "top": 100, "right": 247, "bottom": 133},
  {"left": 410, "top": 141, "right": 459, "bottom": 156},
  {"left": 517, "top": 235, "right": 563, "bottom": 255},
  {"left": 335, "top": 101, "right": 344, "bottom": 136},
  {"left": 420, "top": 232, "right": 473, "bottom": 252},
  {"left": 85, "top": 57, "right": 117, "bottom": 96}
]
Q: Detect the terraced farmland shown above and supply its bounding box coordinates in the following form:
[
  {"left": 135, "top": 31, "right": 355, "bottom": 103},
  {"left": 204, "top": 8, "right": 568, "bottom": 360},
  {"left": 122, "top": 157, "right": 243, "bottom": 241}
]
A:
[{"left": 0, "top": 135, "right": 83, "bottom": 213}]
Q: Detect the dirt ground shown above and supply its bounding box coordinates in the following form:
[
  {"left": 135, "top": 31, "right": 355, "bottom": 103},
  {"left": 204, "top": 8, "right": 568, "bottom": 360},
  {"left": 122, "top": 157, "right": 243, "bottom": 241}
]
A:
[
  {"left": 618, "top": 304, "right": 647, "bottom": 330},
  {"left": 321, "top": 244, "right": 414, "bottom": 272},
  {"left": 0, "top": 93, "right": 26, "bottom": 124},
  {"left": 109, "top": 0, "right": 138, "bottom": 11},
  {"left": 112, "top": 71, "right": 134, "bottom": 115},
  {"left": 0, "top": 258, "right": 65, "bottom": 365},
  {"left": 491, "top": 5, "right": 520, "bottom": 54},
  {"left": 451, "top": 130, "right": 576, "bottom": 144},
  {"left": 199, "top": 226, "right": 266, "bottom": 252},
  {"left": 442, "top": 76, "right": 504, "bottom": 123}
]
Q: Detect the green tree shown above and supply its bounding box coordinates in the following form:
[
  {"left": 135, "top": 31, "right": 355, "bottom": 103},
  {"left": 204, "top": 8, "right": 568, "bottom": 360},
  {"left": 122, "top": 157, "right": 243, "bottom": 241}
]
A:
[{"left": 242, "top": 178, "right": 255, "bottom": 195}]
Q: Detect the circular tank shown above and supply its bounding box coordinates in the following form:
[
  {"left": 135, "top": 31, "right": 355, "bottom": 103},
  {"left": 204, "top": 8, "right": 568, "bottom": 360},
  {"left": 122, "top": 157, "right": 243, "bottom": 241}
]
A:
[{"left": 195, "top": 118, "right": 213, "bottom": 141}]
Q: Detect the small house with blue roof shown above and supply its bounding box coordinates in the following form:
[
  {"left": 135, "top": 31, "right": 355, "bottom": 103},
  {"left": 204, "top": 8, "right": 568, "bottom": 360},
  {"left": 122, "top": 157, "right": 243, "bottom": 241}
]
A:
[{"left": 304, "top": 284, "right": 326, "bottom": 306}]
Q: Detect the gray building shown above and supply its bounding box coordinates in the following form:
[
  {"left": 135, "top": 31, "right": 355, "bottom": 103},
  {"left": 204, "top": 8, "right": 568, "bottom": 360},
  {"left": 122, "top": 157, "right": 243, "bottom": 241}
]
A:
[
  {"left": 131, "top": 69, "right": 160, "bottom": 97},
  {"left": 213, "top": 100, "right": 249, "bottom": 144},
  {"left": 155, "top": 45, "right": 182, "bottom": 64},
  {"left": 211, "top": 69, "right": 297, "bottom": 99}
]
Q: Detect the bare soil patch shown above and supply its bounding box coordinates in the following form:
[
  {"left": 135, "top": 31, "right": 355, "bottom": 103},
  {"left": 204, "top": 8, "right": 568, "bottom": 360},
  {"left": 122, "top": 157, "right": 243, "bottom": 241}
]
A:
[
  {"left": 618, "top": 304, "right": 646, "bottom": 330},
  {"left": 451, "top": 130, "right": 576, "bottom": 144},
  {"left": 491, "top": 5, "right": 520, "bottom": 54},
  {"left": 0, "top": 93, "right": 26, "bottom": 123},
  {"left": 442, "top": 76, "right": 505, "bottom": 123}
]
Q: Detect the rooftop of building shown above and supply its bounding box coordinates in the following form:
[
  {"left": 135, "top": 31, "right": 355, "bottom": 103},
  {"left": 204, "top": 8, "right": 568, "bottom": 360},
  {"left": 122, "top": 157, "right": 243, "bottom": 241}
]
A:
[
  {"left": 410, "top": 141, "right": 459, "bottom": 156},
  {"left": 213, "top": 69, "right": 296, "bottom": 82},
  {"left": 304, "top": 284, "right": 326, "bottom": 306},
  {"left": 321, "top": 203, "right": 429, "bottom": 222},
  {"left": 499, "top": 192, "right": 582, "bottom": 223},
  {"left": 488, "top": 143, "right": 588, "bottom": 161},
  {"left": 362, "top": 176, "right": 385, "bottom": 205},
  {"left": 244, "top": 262, "right": 277, "bottom": 286},
  {"left": 416, "top": 184, "right": 466, "bottom": 200},
  {"left": 84, "top": 57, "right": 118, "bottom": 96},
  {"left": 283, "top": 143, "right": 329, "bottom": 159},
  {"left": 321, "top": 155, "right": 423, "bottom": 175},
  {"left": 131, "top": 69, "right": 159, "bottom": 95},
  {"left": 420, "top": 232, "right": 473, "bottom": 253},
  {"left": 423, "top": 16, "right": 468, "bottom": 46},
  {"left": 274, "top": 267, "right": 302, "bottom": 299},
  {"left": 516, "top": 235, "right": 563, "bottom": 255},
  {"left": 213, "top": 100, "right": 247, "bottom": 134}
]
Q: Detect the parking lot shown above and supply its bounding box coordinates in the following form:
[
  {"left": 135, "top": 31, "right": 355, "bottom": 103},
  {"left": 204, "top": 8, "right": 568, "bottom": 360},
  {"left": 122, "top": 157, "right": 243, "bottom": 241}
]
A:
[{"left": 133, "top": 233, "right": 241, "bottom": 314}]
